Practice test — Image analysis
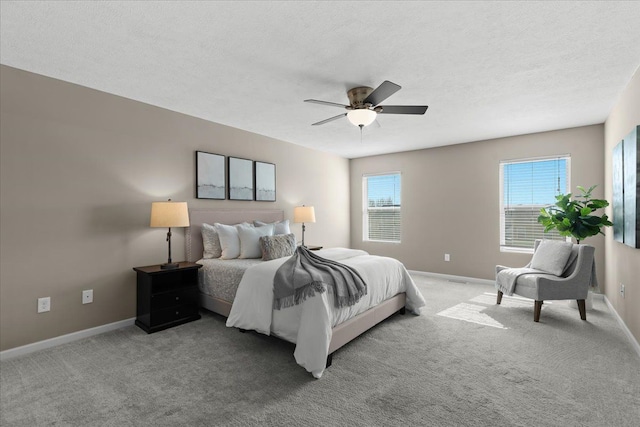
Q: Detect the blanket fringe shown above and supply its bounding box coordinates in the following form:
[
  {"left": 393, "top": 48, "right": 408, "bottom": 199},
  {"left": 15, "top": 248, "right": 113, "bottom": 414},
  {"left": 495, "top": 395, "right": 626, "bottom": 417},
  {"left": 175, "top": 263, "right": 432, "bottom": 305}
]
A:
[{"left": 273, "top": 281, "right": 367, "bottom": 310}]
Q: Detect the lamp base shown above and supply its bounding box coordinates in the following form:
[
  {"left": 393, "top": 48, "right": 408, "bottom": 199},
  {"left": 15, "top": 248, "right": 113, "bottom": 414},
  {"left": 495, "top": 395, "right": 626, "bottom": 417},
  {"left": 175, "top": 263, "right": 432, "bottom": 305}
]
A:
[{"left": 160, "top": 262, "right": 180, "bottom": 270}]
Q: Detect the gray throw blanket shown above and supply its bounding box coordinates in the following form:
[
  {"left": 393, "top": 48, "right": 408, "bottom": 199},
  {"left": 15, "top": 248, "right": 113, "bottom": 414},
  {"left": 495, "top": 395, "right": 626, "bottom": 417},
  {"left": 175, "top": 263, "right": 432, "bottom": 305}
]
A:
[
  {"left": 273, "top": 246, "right": 367, "bottom": 310},
  {"left": 496, "top": 267, "right": 547, "bottom": 296}
]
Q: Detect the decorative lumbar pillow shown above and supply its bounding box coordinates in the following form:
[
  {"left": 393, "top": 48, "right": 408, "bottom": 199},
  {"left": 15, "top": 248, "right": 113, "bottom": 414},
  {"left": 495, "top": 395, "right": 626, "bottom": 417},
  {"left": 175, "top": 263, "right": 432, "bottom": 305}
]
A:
[
  {"left": 201, "top": 223, "right": 222, "bottom": 259},
  {"left": 260, "top": 233, "right": 297, "bottom": 261},
  {"left": 530, "top": 240, "right": 574, "bottom": 276},
  {"left": 215, "top": 223, "right": 245, "bottom": 260},
  {"left": 254, "top": 219, "right": 291, "bottom": 235},
  {"left": 237, "top": 223, "right": 275, "bottom": 259}
]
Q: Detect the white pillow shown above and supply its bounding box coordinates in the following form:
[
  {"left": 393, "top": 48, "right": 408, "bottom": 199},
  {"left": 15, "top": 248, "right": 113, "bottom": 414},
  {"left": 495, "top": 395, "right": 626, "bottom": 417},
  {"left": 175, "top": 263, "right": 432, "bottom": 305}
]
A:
[
  {"left": 238, "top": 223, "right": 274, "bottom": 259},
  {"left": 254, "top": 219, "right": 290, "bottom": 235},
  {"left": 530, "top": 240, "right": 574, "bottom": 276},
  {"left": 214, "top": 223, "right": 245, "bottom": 259},
  {"left": 201, "top": 223, "right": 222, "bottom": 259}
]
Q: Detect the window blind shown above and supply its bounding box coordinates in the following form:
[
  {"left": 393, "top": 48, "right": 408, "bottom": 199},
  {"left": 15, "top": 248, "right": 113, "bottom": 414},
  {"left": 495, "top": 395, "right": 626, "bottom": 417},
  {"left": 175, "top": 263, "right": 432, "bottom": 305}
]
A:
[
  {"left": 363, "top": 173, "right": 401, "bottom": 242},
  {"left": 500, "top": 156, "right": 570, "bottom": 251}
]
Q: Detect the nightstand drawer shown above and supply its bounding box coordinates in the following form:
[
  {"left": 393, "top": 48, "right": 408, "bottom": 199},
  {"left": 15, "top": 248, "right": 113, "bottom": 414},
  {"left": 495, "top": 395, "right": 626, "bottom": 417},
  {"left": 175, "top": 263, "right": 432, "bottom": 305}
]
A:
[
  {"left": 151, "top": 304, "right": 199, "bottom": 327},
  {"left": 151, "top": 287, "right": 198, "bottom": 310}
]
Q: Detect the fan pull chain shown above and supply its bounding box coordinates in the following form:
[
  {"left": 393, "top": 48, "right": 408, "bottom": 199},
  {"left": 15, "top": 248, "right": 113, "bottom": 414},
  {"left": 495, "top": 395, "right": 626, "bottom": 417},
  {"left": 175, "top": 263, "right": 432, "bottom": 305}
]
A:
[{"left": 359, "top": 124, "right": 364, "bottom": 143}]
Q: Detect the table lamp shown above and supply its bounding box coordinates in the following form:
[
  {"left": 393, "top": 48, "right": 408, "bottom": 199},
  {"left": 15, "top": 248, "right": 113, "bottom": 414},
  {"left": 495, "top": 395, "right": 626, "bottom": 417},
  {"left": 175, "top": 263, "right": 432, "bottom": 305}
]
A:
[
  {"left": 293, "top": 205, "right": 315, "bottom": 248},
  {"left": 150, "top": 199, "right": 189, "bottom": 269}
]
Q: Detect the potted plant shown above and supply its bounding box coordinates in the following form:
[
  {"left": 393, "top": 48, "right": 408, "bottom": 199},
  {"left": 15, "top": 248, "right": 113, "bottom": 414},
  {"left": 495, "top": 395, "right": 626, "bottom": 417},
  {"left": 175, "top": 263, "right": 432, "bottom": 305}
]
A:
[
  {"left": 538, "top": 185, "right": 613, "bottom": 244},
  {"left": 537, "top": 185, "right": 613, "bottom": 309}
]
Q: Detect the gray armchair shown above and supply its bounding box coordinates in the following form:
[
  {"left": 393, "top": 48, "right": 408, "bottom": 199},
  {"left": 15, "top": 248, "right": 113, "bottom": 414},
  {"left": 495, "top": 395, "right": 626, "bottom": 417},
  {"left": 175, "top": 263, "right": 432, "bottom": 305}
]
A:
[{"left": 495, "top": 240, "right": 596, "bottom": 322}]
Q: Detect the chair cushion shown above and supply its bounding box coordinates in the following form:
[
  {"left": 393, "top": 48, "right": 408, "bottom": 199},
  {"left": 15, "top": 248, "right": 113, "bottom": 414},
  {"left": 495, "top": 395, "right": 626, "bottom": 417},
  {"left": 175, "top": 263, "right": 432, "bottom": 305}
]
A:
[{"left": 530, "top": 240, "right": 574, "bottom": 276}]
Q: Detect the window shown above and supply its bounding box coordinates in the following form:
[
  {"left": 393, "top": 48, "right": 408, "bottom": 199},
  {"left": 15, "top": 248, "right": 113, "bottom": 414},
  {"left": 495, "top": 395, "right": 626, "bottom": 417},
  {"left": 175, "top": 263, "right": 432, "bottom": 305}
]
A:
[
  {"left": 363, "top": 173, "right": 401, "bottom": 242},
  {"left": 500, "top": 156, "right": 570, "bottom": 252}
]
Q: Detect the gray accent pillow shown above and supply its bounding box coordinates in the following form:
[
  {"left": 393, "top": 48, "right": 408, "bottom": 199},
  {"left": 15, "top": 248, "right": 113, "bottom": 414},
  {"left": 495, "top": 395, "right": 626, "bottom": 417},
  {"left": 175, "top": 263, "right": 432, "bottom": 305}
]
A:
[
  {"left": 201, "top": 223, "right": 222, "bottom": 259},
  {"left": 254, "top": 219, "right": 291, "bottom": 235},
  {"left": 260, "top": 233, "right": 297, "bottom": 261},
  {"left": 530, "top": 240, "right": 574, "bottom": 276}
]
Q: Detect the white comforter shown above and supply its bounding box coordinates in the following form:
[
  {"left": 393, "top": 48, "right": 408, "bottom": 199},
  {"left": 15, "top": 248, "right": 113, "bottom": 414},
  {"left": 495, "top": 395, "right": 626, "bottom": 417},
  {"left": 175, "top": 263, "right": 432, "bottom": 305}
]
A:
[{"left": 226, "top": 248, "right": 426, "bottom": 378}]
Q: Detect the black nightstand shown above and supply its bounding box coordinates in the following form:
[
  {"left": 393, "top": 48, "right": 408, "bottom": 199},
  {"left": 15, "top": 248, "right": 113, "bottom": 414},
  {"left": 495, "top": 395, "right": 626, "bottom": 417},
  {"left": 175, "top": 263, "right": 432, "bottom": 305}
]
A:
[{"left": 133, "top": 262, "right": 202, "bottom": 333}]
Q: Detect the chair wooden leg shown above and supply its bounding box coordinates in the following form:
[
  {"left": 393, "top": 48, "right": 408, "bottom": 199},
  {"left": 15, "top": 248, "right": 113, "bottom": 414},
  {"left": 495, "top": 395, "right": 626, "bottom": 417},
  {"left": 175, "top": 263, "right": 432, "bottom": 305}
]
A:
[
  {"left": 497, "top": 291, "right": 503, "bottom": 305},
  {"left": 577, "top": 299, "right": 587, "bottom": 321},
  {"left": 534, "top": 300, "right": 543, "bottom": 322}
]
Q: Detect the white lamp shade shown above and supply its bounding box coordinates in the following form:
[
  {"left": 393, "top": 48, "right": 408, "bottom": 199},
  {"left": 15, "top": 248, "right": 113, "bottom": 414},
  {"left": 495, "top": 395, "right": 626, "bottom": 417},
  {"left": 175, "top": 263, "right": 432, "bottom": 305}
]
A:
[
  {"left": 347, "top": 109, "right": 377, "bottom": 127},
  {"left": 150, "top": 201, "right": 190, "bottom": 228},
  {"left": 294, "top": 206, "right": 316, "bottom": 223}
]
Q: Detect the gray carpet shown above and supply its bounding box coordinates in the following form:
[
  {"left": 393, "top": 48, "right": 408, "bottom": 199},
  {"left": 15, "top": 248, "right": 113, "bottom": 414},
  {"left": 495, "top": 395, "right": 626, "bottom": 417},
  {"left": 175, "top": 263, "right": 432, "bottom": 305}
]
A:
[{"left": 1, "top": 276, "right": 639, "bottom": 426}]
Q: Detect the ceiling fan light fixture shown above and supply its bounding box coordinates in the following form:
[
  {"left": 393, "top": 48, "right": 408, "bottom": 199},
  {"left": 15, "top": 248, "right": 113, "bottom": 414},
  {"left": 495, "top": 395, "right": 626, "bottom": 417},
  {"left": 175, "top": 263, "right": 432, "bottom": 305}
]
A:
[{"left": 347, "top": 109, "right": 377, "bottom": 127}]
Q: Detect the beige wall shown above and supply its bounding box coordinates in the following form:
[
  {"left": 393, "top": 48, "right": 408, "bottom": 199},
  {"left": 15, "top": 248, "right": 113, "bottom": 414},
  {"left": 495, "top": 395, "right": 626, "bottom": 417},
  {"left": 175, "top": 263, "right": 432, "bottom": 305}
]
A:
[
  {"left": 0, "top": 65, "right": 350, "bottom": 351},
  {"left": 604, "top": 67, "right": 640, "bottom": 343},
  {"left": 350, "top": 125, "right": 605, "bottom": 285}
]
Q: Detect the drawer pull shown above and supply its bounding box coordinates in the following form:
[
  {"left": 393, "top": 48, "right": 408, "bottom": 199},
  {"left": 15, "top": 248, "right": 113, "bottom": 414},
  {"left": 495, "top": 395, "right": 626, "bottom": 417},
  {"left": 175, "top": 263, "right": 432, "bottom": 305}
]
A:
[
  {"left": 176, "top": 311, "right": 179, "bottom": 315},
  {"left": 175, "top": 296, "right": 180, "bottom": 301}
]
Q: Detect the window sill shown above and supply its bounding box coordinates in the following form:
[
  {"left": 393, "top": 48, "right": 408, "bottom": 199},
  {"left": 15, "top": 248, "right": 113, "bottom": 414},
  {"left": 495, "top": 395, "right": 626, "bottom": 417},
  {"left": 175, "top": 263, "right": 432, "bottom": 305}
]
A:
[{"left": 500, "top": 246, "right": 534, "bottom": 254}]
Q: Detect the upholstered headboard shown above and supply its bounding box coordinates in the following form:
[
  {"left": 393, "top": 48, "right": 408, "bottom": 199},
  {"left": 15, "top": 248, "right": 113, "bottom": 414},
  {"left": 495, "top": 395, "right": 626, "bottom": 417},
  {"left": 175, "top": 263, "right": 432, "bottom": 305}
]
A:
[{"left": 186, "top": 208, "right": 285, "bottom": 262}]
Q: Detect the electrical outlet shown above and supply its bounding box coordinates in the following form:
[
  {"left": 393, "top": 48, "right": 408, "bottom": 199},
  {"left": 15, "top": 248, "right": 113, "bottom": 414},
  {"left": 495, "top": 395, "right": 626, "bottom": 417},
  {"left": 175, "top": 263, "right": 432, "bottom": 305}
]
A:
[
  {"left": 82, "top": 289, "right": 93, "bottom": 304},
  {"left": 444, "top": 253, "right": 450, "bottom": 262},
  {"left": 620, "top": 283, "right": 625, "bottom": 299},
  {"left": 37, "top": 297, "right": 51, "bottom": 313}
]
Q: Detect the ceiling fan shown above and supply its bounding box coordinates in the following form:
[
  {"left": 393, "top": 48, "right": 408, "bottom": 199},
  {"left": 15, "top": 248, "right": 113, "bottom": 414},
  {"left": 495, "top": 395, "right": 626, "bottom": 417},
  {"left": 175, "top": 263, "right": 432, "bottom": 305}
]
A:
[{"left": 304, "top": 80, "right": 428, "bottom": 128}]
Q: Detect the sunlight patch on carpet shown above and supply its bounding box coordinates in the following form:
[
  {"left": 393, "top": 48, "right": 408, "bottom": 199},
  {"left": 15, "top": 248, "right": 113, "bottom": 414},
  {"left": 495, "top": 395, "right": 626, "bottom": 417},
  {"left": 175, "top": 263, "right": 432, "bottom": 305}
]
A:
[
  {"left": 470, "top": 294, "right": 534, "bottom": 308},
  {"left": 437, "top": 303, "right": 507, "bottom": 329}
]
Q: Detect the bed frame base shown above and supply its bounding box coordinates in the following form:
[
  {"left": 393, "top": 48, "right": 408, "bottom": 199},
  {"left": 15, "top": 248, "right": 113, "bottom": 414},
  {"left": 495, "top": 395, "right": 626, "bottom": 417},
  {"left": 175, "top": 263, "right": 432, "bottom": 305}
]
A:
[
  {"left": 200, "top": 294, "right": 232, "bottom": 318},
  {"left": 200, "top": 291, "right": 407, "bottom": 369}
]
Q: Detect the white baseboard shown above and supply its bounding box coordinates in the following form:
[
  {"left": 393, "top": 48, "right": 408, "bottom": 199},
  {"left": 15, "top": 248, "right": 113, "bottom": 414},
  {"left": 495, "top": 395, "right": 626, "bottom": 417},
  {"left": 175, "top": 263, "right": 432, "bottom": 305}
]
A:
[
  {"left": 408, "top": 270, "right": 496, "bottom": 286},
  {"left": 604, "top": 296, "right": 640, "bottom": 360},
  {"left": 0, "top": 318, "right": 135, "bottom": 361}
]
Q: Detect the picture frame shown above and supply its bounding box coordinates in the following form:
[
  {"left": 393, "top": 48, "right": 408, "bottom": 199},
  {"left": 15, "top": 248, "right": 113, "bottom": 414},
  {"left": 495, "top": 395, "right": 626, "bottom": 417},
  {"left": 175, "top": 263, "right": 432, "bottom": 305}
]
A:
[
  {"left": 254, "top": 161, "right": 276, "bottom": 202},
  {"left": 228, "top": 156, "right": 254, "bottom": 201},
  {"left": 622, "top": 125, "right": 639, "bottom": 248},
  {"left": 612, "top": 141, "right": 624, "bottom": 243},
  {"left": 196, "top": 151, "right": 226, "bottom": 200}
]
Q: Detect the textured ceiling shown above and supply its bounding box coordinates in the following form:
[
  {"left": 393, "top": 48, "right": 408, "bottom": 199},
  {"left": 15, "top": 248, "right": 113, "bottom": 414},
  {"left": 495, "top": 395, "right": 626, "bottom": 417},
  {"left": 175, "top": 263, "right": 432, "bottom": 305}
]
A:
[{"left": 2, "top": 1, "right": 640, "bottom": 159}]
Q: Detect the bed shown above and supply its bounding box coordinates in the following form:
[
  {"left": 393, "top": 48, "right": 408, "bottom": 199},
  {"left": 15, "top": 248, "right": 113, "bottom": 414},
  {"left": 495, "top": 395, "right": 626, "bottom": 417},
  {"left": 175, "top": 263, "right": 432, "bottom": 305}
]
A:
[{"left": 186, "top": 208, "right": 425, "bottom": 378}]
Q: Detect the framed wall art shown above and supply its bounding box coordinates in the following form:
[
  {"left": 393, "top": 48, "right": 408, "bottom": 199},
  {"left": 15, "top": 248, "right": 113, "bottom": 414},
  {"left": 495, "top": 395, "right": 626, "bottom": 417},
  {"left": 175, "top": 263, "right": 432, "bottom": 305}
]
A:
[
  {"left": 228, "top": 156, "right": 254, "bottom": 201},
  {"left": 255, "top": 161, "right": 276, "bottom": 202},
  {"left": 613, "top": 141, "right": 624, "bottom": 243},
  {"left": 196, "top": 151, "right": 225, "bottom": 200},
  {"left": 612, "top": 125, "right": 640, "bottom": 249},
  {"left": 623, "top": 125, "right": 639, "bottom": 248}
]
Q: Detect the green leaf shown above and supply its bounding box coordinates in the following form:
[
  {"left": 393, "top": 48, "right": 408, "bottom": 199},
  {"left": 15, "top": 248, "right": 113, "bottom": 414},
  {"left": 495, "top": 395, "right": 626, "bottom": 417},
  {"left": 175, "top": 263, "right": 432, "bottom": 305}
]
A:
[
  {"left": 588, "top": 199, "right": 609, "bottom": 209},
  {"left": 580, "top": 207, "right": 592, "bottom": 216}
]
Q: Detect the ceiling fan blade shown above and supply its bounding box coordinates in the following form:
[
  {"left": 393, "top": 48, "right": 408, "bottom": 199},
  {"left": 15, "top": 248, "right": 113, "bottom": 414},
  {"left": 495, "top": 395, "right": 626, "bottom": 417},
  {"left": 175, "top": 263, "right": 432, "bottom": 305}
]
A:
[
  {"left": 378, "top": 105, "right": 429, "bottom": 115},
  {"left": 311, "top": 113, "right": 347, "bottom": 126},
  {"left": 304, "top": 99, "right": 349, "bottom": 109},
  {"left": 363, "top": 80, "right": 401, "bottom": 106}
]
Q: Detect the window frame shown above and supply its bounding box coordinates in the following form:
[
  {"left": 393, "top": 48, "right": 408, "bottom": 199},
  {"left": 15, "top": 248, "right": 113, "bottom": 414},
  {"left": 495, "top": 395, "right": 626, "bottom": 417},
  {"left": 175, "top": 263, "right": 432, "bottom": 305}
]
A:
[
  {"left": 362, "top": 172, "right": 402, "bottom": 244},
  {"left": 499, "top": 155, "right": 571, "bottom": 253}
]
